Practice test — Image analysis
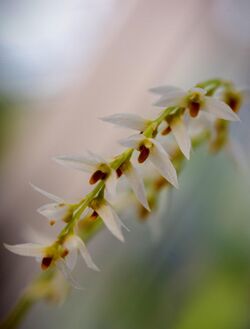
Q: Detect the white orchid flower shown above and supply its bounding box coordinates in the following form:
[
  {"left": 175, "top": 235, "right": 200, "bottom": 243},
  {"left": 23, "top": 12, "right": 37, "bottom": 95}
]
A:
[
  {"left": 54, "top": 150, "right": 149, "bottom": 209},
  {"left": 63, "top": 235, "right": 99, "bottom": 272},
  {"left": 162, "top": 115, "right": 191, "bottom": 160},
  {"left": 89, "top": 199, "right": 128, "bottom": 242},
  {"left": 30, "top": 184, "right": 73, "bottom": 225},
  {"left": 118, "top": 161, "right": 150, "bottom": 211},
  {"left": 150, "top": 86, "right": 239, "bottom": 122},
  {"left": 4, "top": 234, "right": 99, "bottom": 273},
  {"left": 54, "top": 151, "right": 117, "bottom": 200},
  {"left": 119, "top": 135, "right": 178, "bottom": 189},
  {"left": 102, "top": 112, "right": 191, "bottom": 160}
]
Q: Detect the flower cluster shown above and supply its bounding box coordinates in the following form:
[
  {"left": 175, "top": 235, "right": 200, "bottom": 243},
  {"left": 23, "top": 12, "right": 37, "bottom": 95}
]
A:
[{"left": 4, "top": 78, "right": 245, "bottom": 287}]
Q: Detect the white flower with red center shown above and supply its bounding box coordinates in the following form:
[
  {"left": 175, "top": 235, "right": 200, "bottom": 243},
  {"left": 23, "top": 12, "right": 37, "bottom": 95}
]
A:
[
  {"left": 54, "top": 150, "right": 150, "bottom": 211},
  {"left": 85, "top": 198, "right": 128, "bottom": 242},
  {"left": 102, "top": 112, "right": 191, "bottom": 159},
  {"left": 30, "top": 184, "right": 74, "bottom": 226},
  {"left": 54, "top": 151, "right": 117, "bottom": 200},
  {"left": 150, "top": 86, "right": 240, "bottom": 121},
  {"left": 119, "top": 135, "right": 178, "bottom": 189},
  {"left": 4, "top": 234, "right": 99, "bottom": 273}
]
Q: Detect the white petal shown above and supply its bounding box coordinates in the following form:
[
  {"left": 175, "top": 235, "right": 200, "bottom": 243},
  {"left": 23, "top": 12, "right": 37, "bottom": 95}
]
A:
[
  {"left": 74, "top": 236, "right": 99, "bottom": 271},
  {"left": 65, "top": 248, "right": 78, "bottom": 271},
  {"left": 53, "top": 155, "right": 98, "bottom": 173},
  {"left": 101, "top": 113, "right": 149, "bottom": 131},
  {"left": 204, "top": 97, "right": 240, "bottom": 121},
  {"left": 4, "top": 243, "right": 45, "bottom": 257},
  {"left": 154, "top": 91, "right": 186, "bottom": 108},
  {"left": 37, "top": 203, "right": 70, "bottom": 222},
  {"left": 63, "top": 235, "right": 78, "bottom": 271},
  {"left": 148, "top": 139, "right": 178, "bottom": 188},
  {"left": 86, "top": 150, "right": 107, "bottom": 164},
  {"left": 30, "top": 183, "right": 63, "bottom": 203},
  {"left": 95, "top": 202, "right": 124, "bottom": 242},
  {"left": 110, "top": 206, "right": 129, "bottom": 232},
  {"left": 170, "top": 118, "right": 191, "bottom": 159},
  {"left": 57, "top": 259, "right": 84, "bottom": 290},
  {"left": 149, "top": 85, "right": 184, "bottom": 95},
  {"left": 226, "top": 139, "right": 249, "bottom": 173},
  {"left": 105, "top": 170, "right": 117, "bottom": 201},
  {"left": 123, "top": 162, "right": 150, "bottom": 211},
  {"left": 119, "top": 134, "right": 144, "bottom": 149}
]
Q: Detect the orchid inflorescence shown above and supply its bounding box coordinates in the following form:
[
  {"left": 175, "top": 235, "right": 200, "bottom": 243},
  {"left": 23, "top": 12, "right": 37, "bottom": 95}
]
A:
[{"left": 4, "top": 78, "right": 247, "bottom": 290}]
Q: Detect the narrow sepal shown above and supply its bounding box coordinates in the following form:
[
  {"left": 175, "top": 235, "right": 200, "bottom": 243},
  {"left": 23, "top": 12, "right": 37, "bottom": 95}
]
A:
[
  {"left": 4, "top": 243, "right": 46, "bottom": 257},
  {"left": 101, "top": 113, "right": 149, "bottom": 131},
  {"left": 124, "top": 162, "right": 150, "bottom": 211},
  {"left": 170, "top": 118, "right": 191, "bottom": 159},
  {"left": 95, "top": 201, "right": 124, "bottom": 242},
  {"left": 204, "top": 97, "right": 240, "bottom": 121},
  {"left": 148, "top": 139, "right": 178, "bottom": 188},
  {"left": 30, "top": 183, "right": 63, "bottom": 203}
]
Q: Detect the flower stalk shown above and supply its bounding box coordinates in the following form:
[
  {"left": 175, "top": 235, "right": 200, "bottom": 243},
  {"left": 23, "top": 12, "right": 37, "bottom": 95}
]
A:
[{"left": 2, "top": 78, "right": 246, "bottom": 329}]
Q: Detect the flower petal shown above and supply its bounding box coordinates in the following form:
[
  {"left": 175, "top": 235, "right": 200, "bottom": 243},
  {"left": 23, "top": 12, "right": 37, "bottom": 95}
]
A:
[
  {"left": 95, "top": 202, "right": 124, "bottom": 242},
  {"left": 30, "top": 183, "right": 63, "bottom": 203},
  {"left": 170, "top": 118, "right": 191, "bottom": 159},
  {"left": 53, "top": 155, "right": 98, "bottom": 173},
  {"left": 37, "top": 203, "right": 70, "bottom": 222},
  {"left": 4, "top": 243, "right": 45, "bottom": 257},
  {"left": 204, "top": 97, "right": 240, "bottom": 121},
  {"left": 65, "top": 248, "right": 78, "bottom": 271},
  {"left": 73, "top": 236, "right": 99, "bottom": 271},
  {"left": 148, "top": 139, "right": 178, "bottom": 188},
  {"left": 154, "top": 91, "right": 186, "bottom": 108},
  {"left": 57, "top": 259, "right": 84, "bottom": 290},
  {"left": 119, "top": 134, "right": 144, "bottom": 149},
  {"left": 101, "top": 113, "right": 149, "bottom": 131},
  {"left": 149, "top": 85, "right": 184, "bottom": 95},
  {"left": 123, "top": 162, "right": 150, "bottom": 211},
  {"left": 86, "top": 150, "right": 107, "bottom": 164},
  {"left": 110, "top": 205, "right": 129, "bottom": 232},
  {"left": 105, "top": 170, "right": 117, "bottom": 201}
]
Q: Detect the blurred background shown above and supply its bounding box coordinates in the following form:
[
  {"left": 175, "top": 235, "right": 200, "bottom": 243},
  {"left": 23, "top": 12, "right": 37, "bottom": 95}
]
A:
[{"left": 1, "top": 0, "right": 250, "bottom": 328}]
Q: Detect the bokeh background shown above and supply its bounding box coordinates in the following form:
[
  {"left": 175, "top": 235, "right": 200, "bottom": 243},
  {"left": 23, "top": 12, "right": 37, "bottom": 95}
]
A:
[{"left": 1, "top": 0, "right": 250, "bottom": 328}]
